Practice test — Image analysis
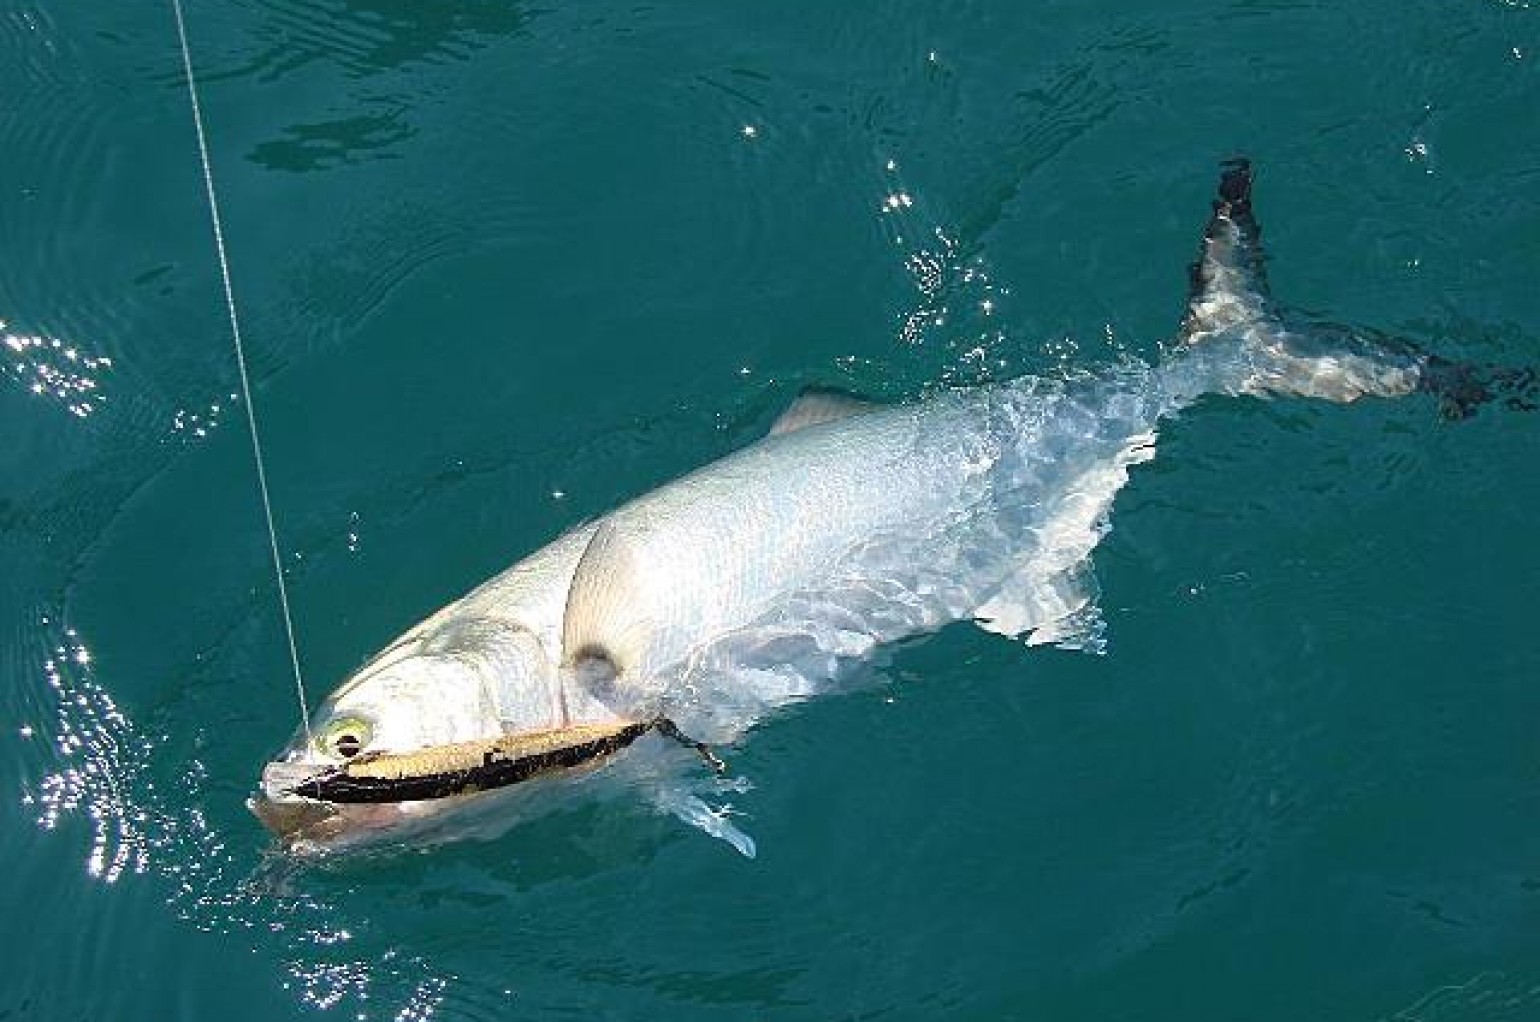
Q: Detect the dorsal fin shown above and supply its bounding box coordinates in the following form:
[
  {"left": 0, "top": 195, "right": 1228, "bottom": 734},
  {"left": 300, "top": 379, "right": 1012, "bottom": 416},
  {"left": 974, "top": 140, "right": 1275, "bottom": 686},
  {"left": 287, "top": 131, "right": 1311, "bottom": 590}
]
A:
[
  {"left": 768, "top": 386, "right": 877, "bottom": 436},
  {"left": 1181, "top": 158, "right": 1274, "bottom": 343},
  {"left": 560, "top": 520, "right": 655, "bottom": 677}
]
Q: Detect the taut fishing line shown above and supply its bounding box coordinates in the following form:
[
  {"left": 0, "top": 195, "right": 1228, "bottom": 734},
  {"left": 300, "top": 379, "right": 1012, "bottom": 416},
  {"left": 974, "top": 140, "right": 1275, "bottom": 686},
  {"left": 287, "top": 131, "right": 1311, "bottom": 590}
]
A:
[{"left": 169, "top": 0, "right": 314, "bottom": 744}]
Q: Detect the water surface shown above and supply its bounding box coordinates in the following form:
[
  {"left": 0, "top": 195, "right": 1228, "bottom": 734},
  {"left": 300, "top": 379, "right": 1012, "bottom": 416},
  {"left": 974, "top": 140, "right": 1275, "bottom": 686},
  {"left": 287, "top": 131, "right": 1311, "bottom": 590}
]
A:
[{"left": 4, "top": 0, "right": 1537, "bottom": 1019}]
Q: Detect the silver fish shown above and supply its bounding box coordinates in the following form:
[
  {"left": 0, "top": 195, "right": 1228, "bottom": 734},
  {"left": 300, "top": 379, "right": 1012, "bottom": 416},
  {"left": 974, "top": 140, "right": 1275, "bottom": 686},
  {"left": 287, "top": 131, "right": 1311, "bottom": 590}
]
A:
[{"left": 249, "top": 160, "right": 1507, "bottom": 856}]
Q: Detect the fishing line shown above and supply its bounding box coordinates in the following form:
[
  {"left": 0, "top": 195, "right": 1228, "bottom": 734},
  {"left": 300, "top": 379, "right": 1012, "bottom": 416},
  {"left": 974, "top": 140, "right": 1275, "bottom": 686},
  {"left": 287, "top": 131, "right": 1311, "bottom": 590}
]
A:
[{"left": 169, "top": 0, "right": 314, "bottom": 744}]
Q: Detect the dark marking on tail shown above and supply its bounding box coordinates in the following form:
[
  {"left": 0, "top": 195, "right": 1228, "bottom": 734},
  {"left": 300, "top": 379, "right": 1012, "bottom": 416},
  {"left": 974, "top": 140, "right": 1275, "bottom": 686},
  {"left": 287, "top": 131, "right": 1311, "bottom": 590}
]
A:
[
  {"left": 1179, "top": 159, "right": 1537, "bottom": 418},
  {"left": 1419, "top": 357, "right": 1540, "bottom": 420},
  {"left": 1181, "top": 157, "right": 1274, "bottom": 341}
]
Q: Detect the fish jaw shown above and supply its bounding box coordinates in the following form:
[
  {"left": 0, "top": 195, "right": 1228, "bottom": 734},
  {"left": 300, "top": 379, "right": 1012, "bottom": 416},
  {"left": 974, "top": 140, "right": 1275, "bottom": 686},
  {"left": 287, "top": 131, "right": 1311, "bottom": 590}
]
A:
[
  {"left": 249, "top": 758, "right": 413, "bottom": 851},
  {"left": 247, "top": 792, "right": 344, "bottom": 844},
  {"left": 249, "top": 719, "right": 658, "bottom": 853},
  {"left": 249, "top": 762, "right": 619, "bottom": 856},
  {"left": 247, "top": 791, "right": 440, "bottom": 855}
]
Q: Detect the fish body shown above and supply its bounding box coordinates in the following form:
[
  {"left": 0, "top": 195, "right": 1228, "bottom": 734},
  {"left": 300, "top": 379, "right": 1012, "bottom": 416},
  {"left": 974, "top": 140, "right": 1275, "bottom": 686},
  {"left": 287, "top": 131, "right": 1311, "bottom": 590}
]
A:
[
  {"left": 251, "top": 161, "right": 1508, "bottom": 855},
  {"left": 256, "top": 377, "right": 1160, "bottom": 851},
  {"left": 558, "top": 378, "right": 1159, "bottom": 700}
]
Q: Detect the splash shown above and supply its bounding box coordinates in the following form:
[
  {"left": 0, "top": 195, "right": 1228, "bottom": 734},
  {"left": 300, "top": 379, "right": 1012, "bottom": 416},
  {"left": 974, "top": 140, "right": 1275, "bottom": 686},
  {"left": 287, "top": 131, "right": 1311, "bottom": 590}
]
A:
[{"left": 873, "top": 158, "right": 1013, "bottom": 382}]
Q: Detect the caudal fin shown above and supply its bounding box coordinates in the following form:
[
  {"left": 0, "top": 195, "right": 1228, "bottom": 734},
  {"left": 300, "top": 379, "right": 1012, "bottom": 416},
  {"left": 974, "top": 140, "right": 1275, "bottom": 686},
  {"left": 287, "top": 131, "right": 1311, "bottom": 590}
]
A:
[
  {"left": 1176, "top": 159, "right": 1422, "bottom": 404},
  {"left": 1176, "top": 159, "right": 1536, "bottom": 418},
  {"left": 1181, "top": 158, "right": 1274, "bottom": 342}
]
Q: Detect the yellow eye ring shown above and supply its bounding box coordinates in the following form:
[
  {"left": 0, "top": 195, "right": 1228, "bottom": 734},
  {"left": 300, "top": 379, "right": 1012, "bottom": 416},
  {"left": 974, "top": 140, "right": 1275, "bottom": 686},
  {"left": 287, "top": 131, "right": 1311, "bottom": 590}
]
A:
[{"left": 317, "top": 716, "right": 373, "bottom": 760}]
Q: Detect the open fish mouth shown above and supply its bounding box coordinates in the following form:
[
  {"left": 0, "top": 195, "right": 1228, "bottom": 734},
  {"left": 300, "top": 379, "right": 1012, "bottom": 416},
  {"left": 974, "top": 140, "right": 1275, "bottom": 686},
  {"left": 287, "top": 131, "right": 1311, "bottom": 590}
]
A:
[{"left": 249, "top": 719, "right": 685, "bottom": 847}]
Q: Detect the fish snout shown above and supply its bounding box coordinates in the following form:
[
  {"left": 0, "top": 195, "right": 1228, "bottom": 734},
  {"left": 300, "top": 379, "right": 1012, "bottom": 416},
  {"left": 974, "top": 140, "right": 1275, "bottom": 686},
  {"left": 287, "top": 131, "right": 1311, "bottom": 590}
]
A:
[
  {"left": 253, "top": 760, "right": 421, "bottom": 848},
  {"left": 250, "top": 760, "right": 345, "bottom": 843},
  {"left": 260, "top": 758, "right": 329, "bottom": 795},
  {"left": 248, "top": 792, "right": 342, "bottom": 843}
]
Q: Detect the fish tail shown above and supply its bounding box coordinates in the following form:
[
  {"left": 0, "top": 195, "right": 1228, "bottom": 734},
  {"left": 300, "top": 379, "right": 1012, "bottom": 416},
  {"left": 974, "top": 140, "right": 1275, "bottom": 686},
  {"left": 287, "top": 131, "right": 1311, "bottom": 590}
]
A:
[{"left": 1173, "top": 159, "right": 1534, "bottom": 418}]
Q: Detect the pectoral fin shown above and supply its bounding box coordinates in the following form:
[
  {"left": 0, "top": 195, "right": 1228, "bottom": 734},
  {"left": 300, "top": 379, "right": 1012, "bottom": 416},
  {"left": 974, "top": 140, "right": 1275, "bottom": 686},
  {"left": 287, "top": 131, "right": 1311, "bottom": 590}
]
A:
[{"left": 561, "top": 520, "right": 655, "bottom": 677}]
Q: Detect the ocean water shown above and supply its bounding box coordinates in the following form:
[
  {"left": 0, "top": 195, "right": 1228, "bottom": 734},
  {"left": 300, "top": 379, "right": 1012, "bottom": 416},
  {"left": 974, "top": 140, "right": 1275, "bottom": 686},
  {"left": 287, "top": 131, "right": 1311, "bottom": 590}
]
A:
[{"left": 4, "top": 0, "right": 1537, "bottom": 1018}]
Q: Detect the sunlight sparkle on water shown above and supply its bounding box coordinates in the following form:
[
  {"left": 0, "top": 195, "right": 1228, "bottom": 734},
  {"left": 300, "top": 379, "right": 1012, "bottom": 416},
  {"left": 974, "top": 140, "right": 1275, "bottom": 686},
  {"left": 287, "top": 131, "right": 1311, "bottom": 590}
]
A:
[
  {"left": 172, "top": 394, "right": 236, "bottom": 441},
  {"left": 2, "top": 319, "right": 111, "bottom": 418},
  {"left": 871, "top": 161, "right": 1008, "bottom": 369},
  {"left": 33, "top": 628, "right": 153, "bottom": 883},
  {"left": 50, "top": 737, "right": 466, "bottom": 1022}
]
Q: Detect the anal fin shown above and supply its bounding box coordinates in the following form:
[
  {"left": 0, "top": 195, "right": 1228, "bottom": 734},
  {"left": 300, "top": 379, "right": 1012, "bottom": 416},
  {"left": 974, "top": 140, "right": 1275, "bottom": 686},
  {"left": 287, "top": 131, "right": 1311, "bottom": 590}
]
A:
[{"left": 973, "top": 560, "right": 1101, "bottom": 649}]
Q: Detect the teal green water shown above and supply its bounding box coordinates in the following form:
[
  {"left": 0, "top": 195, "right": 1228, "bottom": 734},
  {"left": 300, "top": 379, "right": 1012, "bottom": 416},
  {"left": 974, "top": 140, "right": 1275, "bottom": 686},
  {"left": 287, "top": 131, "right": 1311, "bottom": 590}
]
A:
[{"left": 4, "top": 0, "right": 1537, "bottom": 1018}]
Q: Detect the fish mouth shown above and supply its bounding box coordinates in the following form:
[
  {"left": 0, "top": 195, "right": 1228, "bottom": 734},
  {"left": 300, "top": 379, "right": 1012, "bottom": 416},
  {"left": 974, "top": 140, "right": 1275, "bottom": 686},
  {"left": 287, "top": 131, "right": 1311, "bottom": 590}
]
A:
[
  {"left": 250, "top": 762, "right": 419, "bottom": 850},
  {"left": 275, "top": 721, "right": 654, "bottom": 805},
  {"left": 248, "top": 790, "right": 426, "bottom": 852},
  {"left": 249, "top": 759, "right": 353, "bottom": 845},
  {"left": 247, "top": 792, "right": 343, "bottom": 843},
  {"left": 250, "top": 720, "right": 658, "bottom": 848}
]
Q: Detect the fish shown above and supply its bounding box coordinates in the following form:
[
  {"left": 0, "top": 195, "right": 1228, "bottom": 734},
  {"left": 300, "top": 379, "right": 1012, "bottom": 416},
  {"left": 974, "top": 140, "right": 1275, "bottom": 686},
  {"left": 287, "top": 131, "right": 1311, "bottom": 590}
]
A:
[{"left": 249, "top": 159, "right": 1528, "bottom": 857}]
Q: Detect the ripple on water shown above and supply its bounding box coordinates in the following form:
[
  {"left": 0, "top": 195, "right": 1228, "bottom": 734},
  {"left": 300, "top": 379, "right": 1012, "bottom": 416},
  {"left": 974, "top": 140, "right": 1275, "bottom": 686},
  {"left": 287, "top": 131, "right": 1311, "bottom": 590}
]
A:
[
  {"left": 246, "top": 104, "right": 419, "bottom": 173},
  {"left": 871, "top": 156, "right": 1020, "bottom": 381},
  {"left": 0, "top": 5, "right": 223, "bottom": 471},
  {"left": 144, "top": 0, "right": 537, "bottom": 90},
  {"left": 252, "top": 0, "right": 534, "bottom": 80},
  {"left": 674, "top": 23, "right": 1133, "bottom": 383},
  {"left": 0, "top": 7, "right": 150, "bottom": 361},
  {"left": 269, "top": 197, "right": 476, "bottom": 337},
  {"left": 1379, "top": 971, "right": 1540, "bottom": 1022}
]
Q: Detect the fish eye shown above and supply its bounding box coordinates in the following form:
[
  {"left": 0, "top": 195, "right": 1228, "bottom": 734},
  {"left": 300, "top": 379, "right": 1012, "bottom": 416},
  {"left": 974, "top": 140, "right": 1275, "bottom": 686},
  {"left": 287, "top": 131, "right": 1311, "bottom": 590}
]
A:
[{"left": 318, "top": 716, "right": 373, "bottom": 760}]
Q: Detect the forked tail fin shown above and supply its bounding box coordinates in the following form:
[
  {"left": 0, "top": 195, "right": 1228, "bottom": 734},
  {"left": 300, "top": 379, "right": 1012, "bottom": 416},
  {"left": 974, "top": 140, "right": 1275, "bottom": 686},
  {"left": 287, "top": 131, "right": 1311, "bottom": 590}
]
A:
[{"left": 1175, "top": 159, "right": 1535, "bottom": 418}]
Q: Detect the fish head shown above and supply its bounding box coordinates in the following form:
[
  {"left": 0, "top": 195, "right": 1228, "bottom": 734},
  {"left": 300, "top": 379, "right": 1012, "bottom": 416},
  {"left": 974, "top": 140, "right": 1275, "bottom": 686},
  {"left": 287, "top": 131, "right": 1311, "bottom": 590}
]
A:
[{"left": 251, "top": 618, "right": 563, "bottom": 851}]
